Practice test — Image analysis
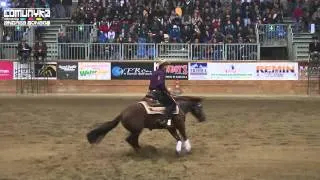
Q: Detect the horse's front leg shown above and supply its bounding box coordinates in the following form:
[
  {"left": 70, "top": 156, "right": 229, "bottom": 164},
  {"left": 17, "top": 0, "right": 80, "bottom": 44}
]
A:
[
  {"left": 167, "top": 127, "right": 183, "bottom": 155},
  {"left": 176, "top": 117, "right": 192, "bottom": 153}
]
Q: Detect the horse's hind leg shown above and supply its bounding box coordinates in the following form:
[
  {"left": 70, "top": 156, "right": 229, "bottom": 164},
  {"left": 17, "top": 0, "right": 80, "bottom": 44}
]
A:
[{"left": 126, "top": 131, "right": 141, "bottom": 152}]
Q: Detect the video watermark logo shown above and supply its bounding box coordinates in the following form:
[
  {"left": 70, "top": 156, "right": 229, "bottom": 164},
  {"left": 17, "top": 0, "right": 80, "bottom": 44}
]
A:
[{"left": 3, "top": 8, "right": 50, "bottom": 26}]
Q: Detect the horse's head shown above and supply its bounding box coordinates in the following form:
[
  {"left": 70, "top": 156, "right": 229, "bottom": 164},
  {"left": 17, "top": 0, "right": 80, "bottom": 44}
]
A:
[{"left": 175, "top": 96, "right": 206, "bottom": 122}]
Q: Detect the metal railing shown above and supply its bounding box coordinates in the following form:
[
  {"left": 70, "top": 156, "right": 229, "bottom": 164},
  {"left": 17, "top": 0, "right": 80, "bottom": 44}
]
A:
[
  {"left": 0, "top": 43, "right": 260, "bottom": 61},
  {"left": 1, "top": 27, "right": 29, "bottom": 42},
  {"left": 0, "top": 43, "right": 18, "bottom": 60},
  {"left": 64, "top": 25, "right": 95, "bottom": 43},
  {"left": 257, "top": 24, "right": 290, "bottom": 47}
]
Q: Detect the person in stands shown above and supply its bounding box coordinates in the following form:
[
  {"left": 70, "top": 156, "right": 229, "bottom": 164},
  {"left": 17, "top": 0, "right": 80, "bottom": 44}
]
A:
[
  {"left": 309, "top": 36, "right": 320, "bottom": 54},
  {"left": 17, "top": 39, "right": 32, "bottom": 64},
  {"left": 33, "top": 40, "right": 48, "bottom": 63}
]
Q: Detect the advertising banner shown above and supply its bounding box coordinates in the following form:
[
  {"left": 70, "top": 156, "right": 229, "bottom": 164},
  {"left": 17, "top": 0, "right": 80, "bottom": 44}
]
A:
[
  {"left": 111, "top": 62, "right": 154, "bottom": 80},
  {"left": 254, "top": 62, "right": 298, "bottom": 80},
  {"left": 188, "top": 62, "right": 209, "bottom": 80},
  {"left": 155, "top": 62, "right": 188, "bottom": 80},
  {"left": 34, "top": 62, "right": 57, "bottom": 79},
  {"left": 13, "top": 62, "right": 35, "bottom": 79},
  {"left": 298, "top": 61, "right": 320, "bottom": 80},
  {"left": 208, "top": 63, "right": 255, "bottom": 80},
  {"left": 78, "top": 62, "right": 111, "bottom": 80},
  {"left": 0, "top": 61, "right": 13, "bottom": 80},
  {"left": 57, "top": 62, "right": 78, "bottom": 80}
]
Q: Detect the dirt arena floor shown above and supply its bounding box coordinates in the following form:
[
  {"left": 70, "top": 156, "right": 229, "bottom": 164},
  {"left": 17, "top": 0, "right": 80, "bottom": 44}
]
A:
[{"left": 0, "top": 95, "right": 320, "bottom": 180}]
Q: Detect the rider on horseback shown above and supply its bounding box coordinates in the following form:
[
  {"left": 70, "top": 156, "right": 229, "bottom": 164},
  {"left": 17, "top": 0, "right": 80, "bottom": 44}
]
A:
[{"left": 149, "top": 59, "right": 176, "bottom": 127}]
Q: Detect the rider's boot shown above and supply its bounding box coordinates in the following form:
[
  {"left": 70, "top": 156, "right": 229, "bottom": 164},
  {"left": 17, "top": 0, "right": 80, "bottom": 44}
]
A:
[{"left": 158, "top": 105, "right": 174, "bottom": 128}]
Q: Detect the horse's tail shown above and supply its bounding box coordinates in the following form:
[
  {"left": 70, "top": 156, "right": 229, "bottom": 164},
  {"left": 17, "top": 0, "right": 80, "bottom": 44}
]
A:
[{"left": 86, "top": 114, "right": 122, "bottom": 144}]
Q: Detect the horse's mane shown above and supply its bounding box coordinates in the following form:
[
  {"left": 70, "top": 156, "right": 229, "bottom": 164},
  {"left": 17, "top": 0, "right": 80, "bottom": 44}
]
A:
[{"left": 174, "top": 96, "right": 203, "bottom": 102}]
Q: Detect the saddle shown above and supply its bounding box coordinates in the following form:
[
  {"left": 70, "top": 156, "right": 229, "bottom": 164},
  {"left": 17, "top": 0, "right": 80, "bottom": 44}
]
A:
[{"left": 139, "top": 92, "right": 179, "bottom": 115}]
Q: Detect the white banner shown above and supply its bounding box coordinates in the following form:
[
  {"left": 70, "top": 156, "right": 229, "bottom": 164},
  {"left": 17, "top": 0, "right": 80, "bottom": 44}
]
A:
[
  {"left": 78, "top": 62, "right": 111, "bottom": 80},
  {"left": 13, "top": 62, "right": 35, "bottom": 79},
  {"left": 188, "top": 62, "right": 209, "bottom": 80},
  {"left": 254, "top": 62, "right": 298, "bottom": 80},
  {"left": 208, "top": 63, "right": 256, "bottom": 80}
]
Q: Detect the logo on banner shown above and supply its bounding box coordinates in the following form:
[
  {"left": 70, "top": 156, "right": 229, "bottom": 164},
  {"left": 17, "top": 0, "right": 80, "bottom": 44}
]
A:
[
  {"left": 255, "top": 63, "right": 298, "bottom": 80},
  {"left": 225, "top": 64, "right": 238, "bottom": 73},
  {"left": 111, "top": 66, "right": 152, "bottom": 77},
  {"left": 0, "top": 61, "right": 13, "bottom": 80},
  {"left": 35, "top": 62, "right": 57, "bottom": 79},
  {"left": 111, "top": 62, "right": 154, "bottom": 80},
  {"left": 163, "top": 62, "right": 188, "bottom": 80},
  {"left": 78, "top": 62, "right": 111, "bottom": 80},
  {"left": 189, "top": 63, "right": 208, "bottom": 80},
  {"left": 57, "top": 62, "right": 78, "bottom": 80},
  {"left": 14, "top": 62, "right": 35, "bottom": 79},
  {"left": 112, "top": 66, "right": 123, "bottom": 77},
  {"left": 190, "top": 63, "right": 207, "bottom": 75},
  {"left": 209, "top": 63, "right": 254, "bottom": 80}
]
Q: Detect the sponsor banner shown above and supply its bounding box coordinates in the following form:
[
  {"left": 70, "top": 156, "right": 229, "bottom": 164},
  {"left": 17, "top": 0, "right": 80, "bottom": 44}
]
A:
[
  {"left": 13, "top": 62, "right": 35, "bottom": 79},
  {"left": 155, "top": 62, "right": 188, "bottom": 80},
  {"left": 57, "top": 62, "right": 78, "bottom": 80},
  {"left": 254, "top": 62, "right": 298, "bottom": 80},
  {"left": 188, "top": 62, "right": 209, "bottom": 80},
  {"left": 111, "top": 62, "right": 154, "bottom": 80},
  {"left": 0, "top": 61, "right": 13, "bottom": 80},
  {"left": 298, "top": 61, "right": 320, "bottom": 80},
  {"left": 208, "top": 63, "right": 255, "bottom": 80},
  {"left": 78, "top": 62, "right": 111, "bottom": 80},
  {"left": 34, "top": 62, "right": 57, "bottom": 79}
]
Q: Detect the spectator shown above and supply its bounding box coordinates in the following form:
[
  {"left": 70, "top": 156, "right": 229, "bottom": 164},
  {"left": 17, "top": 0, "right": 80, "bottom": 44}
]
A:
[
  {"left": 33, "top": 40, "right": 47, "bottom": 62},
  {"left": 169, "top": 25, "right": 181, "bottom": 42},
  {"left": 309, "top": 36, "right": 320, "bottom": 55},
  {"left": 17, "top": 39, "right": 32, "bottom": 64},
  {"left": 63, "top": 0, "right": 72, "bottom": 18},
  {"left": 58, "top": 32, "right": 69, "bottom": 59},
  {"left": 312, "top": 7, "right": 320, "bottom": 24}
]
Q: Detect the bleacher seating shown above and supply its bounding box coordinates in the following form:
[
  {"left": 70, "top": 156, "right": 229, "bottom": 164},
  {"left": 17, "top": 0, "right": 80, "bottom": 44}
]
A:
[{"left": 1, "top": 0, "right": 319, "bottom": 61}]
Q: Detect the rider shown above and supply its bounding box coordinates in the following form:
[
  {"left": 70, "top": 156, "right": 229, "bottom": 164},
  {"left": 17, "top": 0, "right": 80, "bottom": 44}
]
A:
[{"left": 149, "top": 59, "right": 176, "bottom": 127}]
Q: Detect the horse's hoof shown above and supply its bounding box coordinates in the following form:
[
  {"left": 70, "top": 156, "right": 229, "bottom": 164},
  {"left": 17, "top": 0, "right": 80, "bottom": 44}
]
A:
[
  {"left": 186, "top": 150, "right": 192, "bottom": 155},
  {"left": 176, "top": 150, "right": 182, "bottom": 156}
]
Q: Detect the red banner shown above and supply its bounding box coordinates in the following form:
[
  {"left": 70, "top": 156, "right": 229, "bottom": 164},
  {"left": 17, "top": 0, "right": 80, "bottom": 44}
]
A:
[{"left": 0, "top": 61, "right": 13, "bottom": 80}]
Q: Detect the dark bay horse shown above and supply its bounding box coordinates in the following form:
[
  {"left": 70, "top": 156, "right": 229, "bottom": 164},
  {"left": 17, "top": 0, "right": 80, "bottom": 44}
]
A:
[{"left": 86, "top": 95, "right": 206, "bottom": 155}]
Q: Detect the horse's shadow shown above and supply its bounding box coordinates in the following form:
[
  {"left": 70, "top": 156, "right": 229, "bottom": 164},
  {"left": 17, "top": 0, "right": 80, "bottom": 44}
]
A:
[{"left": 123, "top": 145, "right": 192, "bottom": 161}]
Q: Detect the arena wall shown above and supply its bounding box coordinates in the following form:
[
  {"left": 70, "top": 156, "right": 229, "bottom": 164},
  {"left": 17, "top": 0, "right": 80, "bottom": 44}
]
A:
[{"left": 0, "top": 80, "right": 309, "bottom": 95}]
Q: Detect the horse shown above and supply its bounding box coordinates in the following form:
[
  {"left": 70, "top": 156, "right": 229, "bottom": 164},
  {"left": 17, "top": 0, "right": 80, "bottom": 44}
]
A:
[{"left": 86, "top": 94, "right": 206, "bottom": 155}]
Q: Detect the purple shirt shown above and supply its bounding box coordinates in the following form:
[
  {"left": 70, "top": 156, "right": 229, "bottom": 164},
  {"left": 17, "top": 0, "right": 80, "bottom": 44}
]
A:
[{"left": 149, "top": 68, "right": 166, "bottom": 91}]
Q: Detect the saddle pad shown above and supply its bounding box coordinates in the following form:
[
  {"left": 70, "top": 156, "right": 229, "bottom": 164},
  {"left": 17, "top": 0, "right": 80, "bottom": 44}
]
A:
[{"left": 138, "top": 101, "right": 179, "bottom": 115}]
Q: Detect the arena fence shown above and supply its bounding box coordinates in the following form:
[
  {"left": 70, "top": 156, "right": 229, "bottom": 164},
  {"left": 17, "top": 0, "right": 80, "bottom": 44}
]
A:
[
  {"left": 64, "top": 25, "right": 95, "bottom": 43},
  {"left": 257, "top": 24, "right": 290, "bottom": 47},
  {"left": 0, "top": 42, "right": 260, "bottom": 61}
]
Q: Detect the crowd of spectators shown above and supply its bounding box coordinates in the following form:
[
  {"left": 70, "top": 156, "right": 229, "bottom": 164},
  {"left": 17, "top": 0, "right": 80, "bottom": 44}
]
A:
[
  {"left": 70, "top": 0, "right": 288, "bottom": 44},
  {"left": 292, "top": 0, "right": 320, "bottom": 33},
  {"left": 2, "top": 0, "right": 319, "bottom": 44}
]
